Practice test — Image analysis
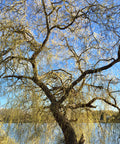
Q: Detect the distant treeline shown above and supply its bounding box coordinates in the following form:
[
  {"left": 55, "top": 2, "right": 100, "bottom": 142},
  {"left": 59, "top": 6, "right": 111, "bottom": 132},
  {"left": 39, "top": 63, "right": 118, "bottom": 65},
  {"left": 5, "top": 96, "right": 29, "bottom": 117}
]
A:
[
  {"left": 0, "top": 108, "right": 54, "bottom": 123},
  {"left": 0, "top": 108, "right": 120, "bottom": 123}
]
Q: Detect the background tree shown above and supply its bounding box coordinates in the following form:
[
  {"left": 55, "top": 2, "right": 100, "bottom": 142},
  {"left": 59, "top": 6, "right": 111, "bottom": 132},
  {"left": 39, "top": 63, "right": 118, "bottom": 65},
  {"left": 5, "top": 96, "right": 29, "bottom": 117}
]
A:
[{"left": 0, "top": 0, "right": 120, "bottom": 144}]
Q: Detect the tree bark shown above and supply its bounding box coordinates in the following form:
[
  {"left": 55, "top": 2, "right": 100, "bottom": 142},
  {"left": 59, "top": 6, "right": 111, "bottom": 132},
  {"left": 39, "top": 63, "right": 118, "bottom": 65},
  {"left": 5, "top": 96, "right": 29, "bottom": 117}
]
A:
[{"left": 50, "top": 103, "right": 78, "bottom": 144}]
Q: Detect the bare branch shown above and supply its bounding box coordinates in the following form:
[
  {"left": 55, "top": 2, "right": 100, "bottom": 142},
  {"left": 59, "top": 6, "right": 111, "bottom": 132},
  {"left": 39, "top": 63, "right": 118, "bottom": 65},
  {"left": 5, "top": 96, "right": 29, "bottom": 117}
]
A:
[
  {"left": 68, "top": 97, "right": 120, "bottom": 112},
  {"left": 94, "top": 58, "right": 116, "bottom": 67},
  {"left": 30, "top": 29, "right": 50, "bottom": 60},
  {"left": 0, "top": 48, "right": 11, "bottom": 57},
  {"left": 50, "top": 9, "right": 82, "bottom": 30},
  {"left": 59, "top": 59, "right": 120, "bottom": 103},
  {"left": 3, "top": 75, "right": 32, "bottom": 80},
  {"left": 0, "top": 55, "right": 31, "bottom": 65},
  {"left": 88, "top": 97, "right": 120, "bottom": 112},
  {"left": 42, "top": 0, "right": 50, "bottom": 32},
  {"left": 70, "top": 59, "right": 120, "bottom": 91},
  {"left": 85, "top": 83, "right": 104, "bottom": 89},
  {"left": 107, "top": 79, "right": 117, "bottom": 105},
  {"left": 32, "top": 77, "right": 57, "bottom": 104},
  {"left": 65, "top": 38, "right": 83, "bottom": 73}
]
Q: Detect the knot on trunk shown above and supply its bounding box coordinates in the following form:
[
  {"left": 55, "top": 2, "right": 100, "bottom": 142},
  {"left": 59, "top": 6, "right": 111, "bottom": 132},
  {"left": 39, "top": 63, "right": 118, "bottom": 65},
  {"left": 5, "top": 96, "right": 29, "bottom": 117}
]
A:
[{"left": 78, "top": 134, "right": 85, "bottom": 144}]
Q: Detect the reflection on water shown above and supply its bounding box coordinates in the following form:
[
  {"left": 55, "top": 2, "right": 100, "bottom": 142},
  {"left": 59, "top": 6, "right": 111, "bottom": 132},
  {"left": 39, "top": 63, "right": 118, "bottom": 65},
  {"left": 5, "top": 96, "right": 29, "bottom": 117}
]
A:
[{"left": 2, "top": 123, "right": 120, "bottom": 144}]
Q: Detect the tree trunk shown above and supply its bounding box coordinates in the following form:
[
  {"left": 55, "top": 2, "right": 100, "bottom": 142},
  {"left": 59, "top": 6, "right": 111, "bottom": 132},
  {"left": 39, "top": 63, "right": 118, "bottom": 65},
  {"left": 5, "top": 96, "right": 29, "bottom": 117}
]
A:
[{"left": 50, "top": 103, "right": 78, "bottom": 144}]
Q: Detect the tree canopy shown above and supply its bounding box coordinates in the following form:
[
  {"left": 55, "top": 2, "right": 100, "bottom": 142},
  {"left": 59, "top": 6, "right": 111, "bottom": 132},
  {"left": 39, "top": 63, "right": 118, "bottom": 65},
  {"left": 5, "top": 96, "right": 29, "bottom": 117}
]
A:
[{"left": 0, "top": 0, "right": 120, "bottom": 144}]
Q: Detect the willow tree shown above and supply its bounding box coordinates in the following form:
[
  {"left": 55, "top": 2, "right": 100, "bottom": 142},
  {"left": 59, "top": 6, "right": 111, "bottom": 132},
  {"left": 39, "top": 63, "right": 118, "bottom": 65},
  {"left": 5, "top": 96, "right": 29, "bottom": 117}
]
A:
[{"left": 0, "top": 0, "right": 120, "bottom": 144}]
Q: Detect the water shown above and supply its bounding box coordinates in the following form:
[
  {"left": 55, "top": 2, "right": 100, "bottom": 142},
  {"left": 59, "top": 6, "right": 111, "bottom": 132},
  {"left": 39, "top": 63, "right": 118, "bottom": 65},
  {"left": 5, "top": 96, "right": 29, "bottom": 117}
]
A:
[{"left": 1, "top": 123, "right": 120, "bottom": 144}]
